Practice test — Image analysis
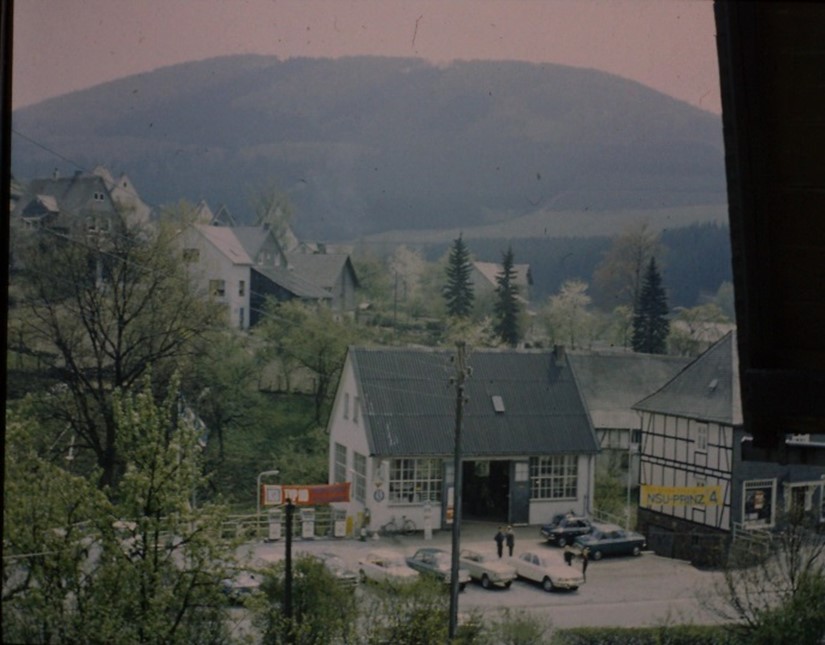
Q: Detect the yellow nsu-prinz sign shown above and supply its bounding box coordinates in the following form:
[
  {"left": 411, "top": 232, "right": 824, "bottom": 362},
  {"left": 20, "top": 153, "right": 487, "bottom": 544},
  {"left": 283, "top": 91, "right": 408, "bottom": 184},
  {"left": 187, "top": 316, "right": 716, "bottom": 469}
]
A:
[{"left": 641, "top": 485, "right": 723, "bottom": 507}]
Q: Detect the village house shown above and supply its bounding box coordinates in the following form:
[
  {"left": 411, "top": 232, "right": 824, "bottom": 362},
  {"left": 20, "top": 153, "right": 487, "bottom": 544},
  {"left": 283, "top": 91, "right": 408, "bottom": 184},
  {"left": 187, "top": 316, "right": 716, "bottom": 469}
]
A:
[
  {"left": 567, "top": 350, "right": 692, "bottom": 488},
  {"left": 633, "top": 332, "right": 825, "bottom": 564},
  {"left": 327, "top": 346, "right": 599, "bottom": 537},
  {"left": 11, "top": 167, "right": 151, "bottom": 236}
]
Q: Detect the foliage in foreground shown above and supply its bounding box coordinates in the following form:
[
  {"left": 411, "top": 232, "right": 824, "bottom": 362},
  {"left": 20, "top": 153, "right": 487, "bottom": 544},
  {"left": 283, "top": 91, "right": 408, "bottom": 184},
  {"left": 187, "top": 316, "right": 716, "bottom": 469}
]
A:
[
  {"left": 553, "top": 624, "right": 736, "bottom": 645},
  {"left": 3, "top": 377, "right": 236, "bottom": 644}
]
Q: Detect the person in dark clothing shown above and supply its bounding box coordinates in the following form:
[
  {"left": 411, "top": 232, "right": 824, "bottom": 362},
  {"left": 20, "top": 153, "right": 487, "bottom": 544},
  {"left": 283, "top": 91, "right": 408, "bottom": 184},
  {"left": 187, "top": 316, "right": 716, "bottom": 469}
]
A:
[
  {"left": 563, "top": 546, "right": 574, "bottom": 566},
  {"left": 505, "top": 526, "right": 515, "bottom": 557},
  {"left": 581, "top": 547, "right": 589, "bottom": 581},
  {"left": 494, "top": 526, "right": 505, "bottom": 558}
]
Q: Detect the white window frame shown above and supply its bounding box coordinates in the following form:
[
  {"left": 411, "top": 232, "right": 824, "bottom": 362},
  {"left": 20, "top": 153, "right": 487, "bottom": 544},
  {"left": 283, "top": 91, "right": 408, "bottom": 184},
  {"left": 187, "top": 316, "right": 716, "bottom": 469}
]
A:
[
  {"left": 388, "top": 458, "right": 442, "bottom": 504},
  {"left": 529, "top": 455, "right": 578, "bottom": 500},
  {"left": 333, "top": 442, "right": 347, "bottom": 484},
  {"left": 353, "top": 452, "right": 367, "bottom": 503},
  {"left": 695, "top": 423, "right": 708, "bottom": 453}
]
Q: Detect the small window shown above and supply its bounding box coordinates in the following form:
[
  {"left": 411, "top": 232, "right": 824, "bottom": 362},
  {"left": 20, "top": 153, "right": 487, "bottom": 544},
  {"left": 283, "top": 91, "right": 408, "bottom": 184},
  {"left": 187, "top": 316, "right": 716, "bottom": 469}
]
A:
[
  {"left": 239, "top": 280, "right": 245, "bottom": 296},
  {"left": 695, "top": 424, "right": 708, "bottom": 452},
  {"left": 343, "top": 393, "right": 349, "bottom": 420},
  {"left": 209, "top": 279, "right": 225, "bottom": 297},
  {"left": 491, "top": 395, "right": 505, "bottom": 413},
  {"left": 353, "top": 396, "right": 360, "bottom": 423}
]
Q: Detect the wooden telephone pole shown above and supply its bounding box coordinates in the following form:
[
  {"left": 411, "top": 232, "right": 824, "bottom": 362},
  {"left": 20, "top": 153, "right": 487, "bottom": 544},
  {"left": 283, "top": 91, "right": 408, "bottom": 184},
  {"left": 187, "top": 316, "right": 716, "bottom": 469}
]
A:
[{"left": 449, "top": 340, "right": 470, "bottom": 639}]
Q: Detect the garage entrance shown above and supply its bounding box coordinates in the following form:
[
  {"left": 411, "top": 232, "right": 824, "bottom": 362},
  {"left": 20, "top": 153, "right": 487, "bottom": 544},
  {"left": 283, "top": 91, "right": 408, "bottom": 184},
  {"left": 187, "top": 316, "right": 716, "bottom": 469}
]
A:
[{"left": 462, "top": 460, "right": 510, "bottom": 522}]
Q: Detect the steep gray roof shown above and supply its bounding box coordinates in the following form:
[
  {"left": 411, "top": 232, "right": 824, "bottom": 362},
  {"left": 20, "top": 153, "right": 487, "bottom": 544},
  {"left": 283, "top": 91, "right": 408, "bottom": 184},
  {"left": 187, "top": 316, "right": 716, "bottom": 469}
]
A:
[
  {"left": 233, "top": 226, "right": 270, "bottom": 259},
  {"left": 287, "top": 252, "right": 359, "bottom": 289},
  {"left": 633, "top": 332, "right": 742, "bottom": 425},
  {"left": 13, "top": 173, "right": 114, "bottom": 220},
  {"left": 568, "top": 350, "right": 692, "bottom": 429},
  {"left": 253, "top": 266, "right": 331, "bottom": 300},
  {"left": 197, "top": 225, "right": 252, "bottom": 264},
  {"left": 350, "top": 347, "right": 598, "bottom": 458}
]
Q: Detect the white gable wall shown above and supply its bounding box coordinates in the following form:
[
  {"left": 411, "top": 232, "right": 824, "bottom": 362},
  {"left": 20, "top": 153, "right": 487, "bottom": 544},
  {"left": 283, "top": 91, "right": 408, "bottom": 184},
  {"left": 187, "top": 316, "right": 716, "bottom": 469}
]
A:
[{"left": 178, "top": 227, "right": 251, "bottom": 330}]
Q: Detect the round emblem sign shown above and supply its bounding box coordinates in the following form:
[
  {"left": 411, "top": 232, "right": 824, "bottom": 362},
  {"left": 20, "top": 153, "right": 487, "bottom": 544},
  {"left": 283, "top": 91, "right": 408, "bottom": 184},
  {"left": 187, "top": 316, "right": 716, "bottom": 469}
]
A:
[{"left": 373, "top": 489, "right": 385, "bottom": 502}]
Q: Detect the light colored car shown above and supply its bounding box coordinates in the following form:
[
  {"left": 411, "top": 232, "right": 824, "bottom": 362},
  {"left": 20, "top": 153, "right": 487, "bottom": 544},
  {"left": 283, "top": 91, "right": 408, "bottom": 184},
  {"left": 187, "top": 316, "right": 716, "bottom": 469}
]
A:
[
  {"left": 405, "top": 547, "right": 471, "bottom": 590},
  {"left": 459, "top": 547, "right": 517, "bottom": 589},
  {"left": 357, "top": 548, "right": 419, "bottom": 585},
  {"left": 313, "top": 552, "right": 358, "bottom": 587},
  {"left": 514, "top": 551, "right": 584, "bottom": 592}
]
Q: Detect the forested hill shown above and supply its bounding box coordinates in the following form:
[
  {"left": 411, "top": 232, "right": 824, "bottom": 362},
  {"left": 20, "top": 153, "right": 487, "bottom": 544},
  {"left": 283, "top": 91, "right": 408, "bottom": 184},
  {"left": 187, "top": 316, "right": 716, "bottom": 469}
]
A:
[{"left": 13, "top": 55, "right": 726, "bottom": 240}]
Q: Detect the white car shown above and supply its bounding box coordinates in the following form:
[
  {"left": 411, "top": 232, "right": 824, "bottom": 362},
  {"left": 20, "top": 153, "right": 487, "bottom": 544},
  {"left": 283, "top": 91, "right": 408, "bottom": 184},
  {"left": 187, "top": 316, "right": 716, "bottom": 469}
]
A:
[
  {"left": 459, "top": 547, "right": 517, "bottom": 589},
  {"left": 357, "top": 548, "right": 419, "bottom": 585},
  {"left": 514, "top": 551, "right": 584, "bottom": 592}
]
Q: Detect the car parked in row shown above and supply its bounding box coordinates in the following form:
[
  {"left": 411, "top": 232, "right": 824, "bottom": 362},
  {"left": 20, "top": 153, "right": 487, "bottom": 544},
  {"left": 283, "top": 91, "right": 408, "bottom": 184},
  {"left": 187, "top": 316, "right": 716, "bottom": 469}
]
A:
[
  {"left": 573, "top": 522, "right": 646, "bottom": 560},
  {"left": 406, "top": 547, "right": 471, "bottom": 590},
  {"left": 513, "top": 551, "right": 584, "bottom": 592},
  {"left": 358, "top": 549, "right": 419, "bottom": 585},
  {"left": 539, "top": 513, "right": 593, "bottom": 547},
  {"left": 459, "top": 547, "right": 517, "bottom": 589},
  {"left": 312, "top": 552, "right": 359, "bottom": 587}
]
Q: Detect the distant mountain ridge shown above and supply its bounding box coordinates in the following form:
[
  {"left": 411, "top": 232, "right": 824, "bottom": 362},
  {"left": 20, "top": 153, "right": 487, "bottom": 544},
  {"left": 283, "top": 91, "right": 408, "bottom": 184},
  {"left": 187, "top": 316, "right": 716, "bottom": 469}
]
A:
[{"left": 12, "top": 54, "right": 726, "bottom": 241}]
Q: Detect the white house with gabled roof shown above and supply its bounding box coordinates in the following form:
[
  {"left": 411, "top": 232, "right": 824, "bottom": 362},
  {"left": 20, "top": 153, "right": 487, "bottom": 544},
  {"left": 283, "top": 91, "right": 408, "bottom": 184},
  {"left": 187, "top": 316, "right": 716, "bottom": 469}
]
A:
[{"left": 327, "top": 345, "right": 599, "bottom": 536}]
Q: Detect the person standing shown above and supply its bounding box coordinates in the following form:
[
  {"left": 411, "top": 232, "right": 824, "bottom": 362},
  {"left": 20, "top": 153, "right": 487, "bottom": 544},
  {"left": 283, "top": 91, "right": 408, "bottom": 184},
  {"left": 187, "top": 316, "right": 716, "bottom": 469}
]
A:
[
  {"left": 581, "top": 547, "right": 589, "bottom": 581},
  {"left": 494, "top": 526, "right": 505, "bottom": 558},
  {"left": 563, "top": 546, "right": 574, "bottom": 566},
  {"left": 505, "top": 526, "right": 515, "bottom": 557}
]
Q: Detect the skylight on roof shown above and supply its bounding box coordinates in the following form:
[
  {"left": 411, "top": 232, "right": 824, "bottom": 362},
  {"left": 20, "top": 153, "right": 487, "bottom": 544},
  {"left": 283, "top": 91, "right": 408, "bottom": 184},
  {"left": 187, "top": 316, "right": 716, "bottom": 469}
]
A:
[{"left": 491, "top": 395, "right": 505, "bottom": 413}]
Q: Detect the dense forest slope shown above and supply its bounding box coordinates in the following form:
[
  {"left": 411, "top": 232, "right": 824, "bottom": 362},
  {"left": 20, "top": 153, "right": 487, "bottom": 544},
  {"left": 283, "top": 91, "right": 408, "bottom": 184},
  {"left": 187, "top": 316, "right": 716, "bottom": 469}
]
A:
[{"left": 13, "top": 55, "right": 726, "bottom": 241}]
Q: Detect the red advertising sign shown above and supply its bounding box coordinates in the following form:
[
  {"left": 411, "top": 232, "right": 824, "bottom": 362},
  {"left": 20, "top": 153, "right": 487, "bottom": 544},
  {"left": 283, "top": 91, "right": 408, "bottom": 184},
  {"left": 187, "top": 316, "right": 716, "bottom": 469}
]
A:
[{"left": 260, "top": 482, "right": 351, "bottom": 507}]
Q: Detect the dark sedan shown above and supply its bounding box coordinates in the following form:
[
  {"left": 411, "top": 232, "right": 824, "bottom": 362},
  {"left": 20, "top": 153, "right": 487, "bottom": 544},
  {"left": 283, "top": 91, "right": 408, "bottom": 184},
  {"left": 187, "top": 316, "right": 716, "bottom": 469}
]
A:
[
  {"left": 405, "top": 548, "right": 471, "bottom": 590},
  {"left": 539, "top": 513, "right": 592, "bottom": 547},
  {"left": 573, "top": 523, "right": 646, "bottom": 560}
]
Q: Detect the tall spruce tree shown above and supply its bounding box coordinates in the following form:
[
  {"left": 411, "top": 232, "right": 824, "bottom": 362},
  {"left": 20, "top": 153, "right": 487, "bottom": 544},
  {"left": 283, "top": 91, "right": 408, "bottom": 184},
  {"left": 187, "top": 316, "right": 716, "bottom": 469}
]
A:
[
  {"left": 631, "top": 257, "right": 670, "bottom": 354},
  {"left": 493, "top": 246, "right": 522, "bottom": 347},
  {"left": 443, "top": 234, "right": 474, "bottom": 318}
]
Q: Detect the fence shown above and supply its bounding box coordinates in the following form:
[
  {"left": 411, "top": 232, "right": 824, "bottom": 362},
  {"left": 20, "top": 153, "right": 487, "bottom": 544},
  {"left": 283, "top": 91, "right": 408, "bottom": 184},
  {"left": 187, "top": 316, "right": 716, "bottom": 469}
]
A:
[{"left": 220, "top": 506, "right": 343, "bottom": 542}]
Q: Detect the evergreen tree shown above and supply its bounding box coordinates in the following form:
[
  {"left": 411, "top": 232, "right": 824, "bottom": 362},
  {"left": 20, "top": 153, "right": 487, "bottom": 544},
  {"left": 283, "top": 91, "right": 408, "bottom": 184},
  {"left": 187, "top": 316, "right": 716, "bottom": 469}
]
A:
[
  {"left": 631, "top": 257, "right": 670, "bottom": 354},
  {"left": 493, "top": 246, "right": 522, "bottom": 347},
  {"left": 442, "top": 234, "right": 474, "bottom": 318}
]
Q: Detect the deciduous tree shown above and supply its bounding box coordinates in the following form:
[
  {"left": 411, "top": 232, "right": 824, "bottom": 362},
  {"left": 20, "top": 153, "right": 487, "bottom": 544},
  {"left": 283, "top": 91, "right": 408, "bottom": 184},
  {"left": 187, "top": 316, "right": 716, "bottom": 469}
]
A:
[
  {"left": 593, "top": 221, "right": 663, "bottom": 313},
  {"left": 541, "top": 279, "right": 594, "bottom": 349},
  {"left": 13, "top": 208, "right": 223, "bottom": 488}
]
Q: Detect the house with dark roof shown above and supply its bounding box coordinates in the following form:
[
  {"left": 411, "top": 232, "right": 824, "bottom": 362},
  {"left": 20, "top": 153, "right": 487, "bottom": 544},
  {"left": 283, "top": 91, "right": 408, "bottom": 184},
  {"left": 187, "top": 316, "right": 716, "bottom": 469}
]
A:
[
  {"left": 285, "top": 251, "right": 359, "bottom": 316},
  {"left": 11, "top": 168, "right": 149, "bottom": 235},
  {"left": 327, "top": 346, "right": 599, "bottom": 536},
  {"left": 178, "top": 222, "right": 334, "bottom": 330},
  {"left": 633, "top": 332, "right": 825, "bottom": 563},
  {"left": 567, "top": 350, "right": 692, "bottom": 487}
]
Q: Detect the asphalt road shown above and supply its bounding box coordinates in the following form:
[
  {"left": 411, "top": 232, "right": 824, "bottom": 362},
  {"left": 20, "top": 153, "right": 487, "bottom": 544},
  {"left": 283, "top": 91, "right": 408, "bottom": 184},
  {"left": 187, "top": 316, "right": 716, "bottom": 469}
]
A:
[{"left": 243, "top": 521, "right": 726, "bottom": 630}]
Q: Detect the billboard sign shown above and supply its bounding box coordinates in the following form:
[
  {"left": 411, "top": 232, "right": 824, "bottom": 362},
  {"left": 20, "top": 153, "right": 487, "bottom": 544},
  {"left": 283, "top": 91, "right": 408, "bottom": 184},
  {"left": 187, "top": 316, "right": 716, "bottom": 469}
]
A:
[
  {"left": 260, "top": 482, "right": 351, "bottom": 507},
  {"left": 641, "top": 485, "right": 722, "bottom": 507}
]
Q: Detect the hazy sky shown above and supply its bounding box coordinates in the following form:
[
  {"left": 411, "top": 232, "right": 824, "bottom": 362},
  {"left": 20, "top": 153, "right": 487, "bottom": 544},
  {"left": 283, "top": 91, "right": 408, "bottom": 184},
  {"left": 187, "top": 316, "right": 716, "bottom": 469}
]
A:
[{"left": 13, "top": 0, "right": 720, "bottom": 113}]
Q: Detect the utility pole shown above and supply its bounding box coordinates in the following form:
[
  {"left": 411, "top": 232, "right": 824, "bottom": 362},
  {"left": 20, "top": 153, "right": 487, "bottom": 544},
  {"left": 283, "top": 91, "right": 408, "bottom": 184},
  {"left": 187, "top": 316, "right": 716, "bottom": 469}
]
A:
[
  {"left": 449, "top": 340, "right": 469, "bottom": 639},
  {"left": 284, "top": 497, "right": 295, "bottom": 640}
]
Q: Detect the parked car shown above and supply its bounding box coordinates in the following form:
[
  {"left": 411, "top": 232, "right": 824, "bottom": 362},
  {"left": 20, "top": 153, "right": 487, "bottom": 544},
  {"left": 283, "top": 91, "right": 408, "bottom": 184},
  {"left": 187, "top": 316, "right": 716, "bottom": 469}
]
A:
[
  {"left": 459, "top": 547, "right": 516, "bottom": 589},
  {"left": 357, "top": 548, "right": 419, "bottom": 585},
  {"left": 539, "top": 513, "right": 592, "bottom": 547},
  {"left": 313, "top": 552, "right": 358, "bottom": 587},
  {"left": 573, "top": 523, "right": 646, "bottom": 560},
  {"left": 514, "top": 551, "right": 585, "bottom": 592},
  {"left": 221, "top": 566, "right": 263, "bottom": 604},
  {"left": 405, "top": 547, "right": 471, "bottom": 590}
]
